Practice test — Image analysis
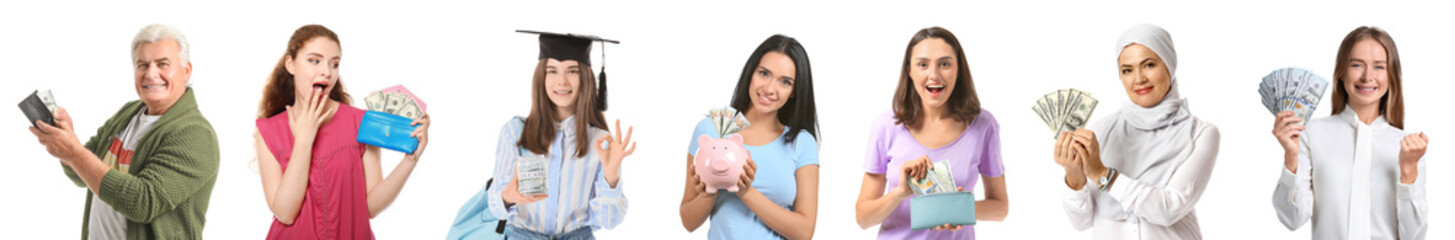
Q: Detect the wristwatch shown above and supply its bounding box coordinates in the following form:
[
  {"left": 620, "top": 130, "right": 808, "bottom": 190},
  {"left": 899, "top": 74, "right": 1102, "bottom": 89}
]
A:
[{"left": 1095, "top": 168, "right": 1119, "bottom": 191}]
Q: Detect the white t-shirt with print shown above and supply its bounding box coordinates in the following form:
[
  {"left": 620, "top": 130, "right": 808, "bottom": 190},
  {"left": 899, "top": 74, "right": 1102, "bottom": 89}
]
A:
[{"left": 87, "top": 107, "right": 161, "bottom": 239}]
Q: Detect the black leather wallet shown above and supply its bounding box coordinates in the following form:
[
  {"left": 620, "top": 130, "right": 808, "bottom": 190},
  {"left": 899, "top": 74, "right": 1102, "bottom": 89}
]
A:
[{"left": 19, "top": 90, "right": 54, "bottom": 127}]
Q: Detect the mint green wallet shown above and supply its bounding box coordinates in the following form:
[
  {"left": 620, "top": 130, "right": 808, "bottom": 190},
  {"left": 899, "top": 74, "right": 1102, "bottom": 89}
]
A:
[{"left": 910, "top": 191, "right": 977, "bottom": 230}]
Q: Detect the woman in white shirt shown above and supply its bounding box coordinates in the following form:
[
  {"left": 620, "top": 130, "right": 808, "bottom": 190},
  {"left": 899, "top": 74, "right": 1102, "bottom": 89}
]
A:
[
  {"left": 1054, "top": 24, "right": 1221, "bottom": 240},
  {"left": 1270, "top": 26, "right": 1429, "bottom": 240}
]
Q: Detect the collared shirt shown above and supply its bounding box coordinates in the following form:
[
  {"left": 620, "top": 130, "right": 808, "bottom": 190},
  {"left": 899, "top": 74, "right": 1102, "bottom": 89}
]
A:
[
  {"left": 487, "top": 116, "right": 627, "bottom": 234},
  {"left": 1273, "top": 106, "right": 1428, "bottom": 239}
]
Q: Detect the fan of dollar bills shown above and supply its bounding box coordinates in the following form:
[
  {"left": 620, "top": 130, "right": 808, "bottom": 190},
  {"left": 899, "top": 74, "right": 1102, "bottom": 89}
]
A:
[
  {"left": 1032, "top": 89, "right": 1099, "bottom": 139},
  {"left": 1258, "top": 67, "right": 1328, "bottom": 125},
  {"left": 363, "top": 85, "right": 427, "bottom": 119},
  {"left": 707, "top": 106, "right": 749, "bottom": 137}
]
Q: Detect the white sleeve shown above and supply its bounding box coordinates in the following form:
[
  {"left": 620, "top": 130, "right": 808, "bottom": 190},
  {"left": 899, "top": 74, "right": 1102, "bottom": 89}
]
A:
[
  {"left": 1272, "top": 132, "right": 1315, "bottom": 230},
  {"left": 1396, "top": 155, "right": 1428, "bottom": 239},
  {"left": 1063, "top": 181, "right": 1096, "bottom": 231},
  {"left": 1103, "top": 125, "right": 1220, "bottom": 227}
]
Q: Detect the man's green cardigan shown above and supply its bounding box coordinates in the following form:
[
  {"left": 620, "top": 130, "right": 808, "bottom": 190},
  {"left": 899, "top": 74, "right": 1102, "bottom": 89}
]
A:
[{"left": 61, "top": 88, "right": 219, "bottom": 239}]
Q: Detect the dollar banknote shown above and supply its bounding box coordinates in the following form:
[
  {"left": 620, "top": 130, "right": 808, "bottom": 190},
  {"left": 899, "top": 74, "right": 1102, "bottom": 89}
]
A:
[{"left": 909, "top": 161, "right": 958, "bottom": 196}]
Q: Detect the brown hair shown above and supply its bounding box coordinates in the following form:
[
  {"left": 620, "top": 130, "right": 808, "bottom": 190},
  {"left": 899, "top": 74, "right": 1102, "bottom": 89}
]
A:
[
  {"left": 518, "top": 59, "right": 608, "bottom": 158},
  {"left": 1330, "top": 26, "right": 1403, "bottom": 129},
  {"left": 257, "top": 24, "right": 351, "bottom": 118},
  {"left": 893, "top": 26, "right": 981, "bottom": 127}
]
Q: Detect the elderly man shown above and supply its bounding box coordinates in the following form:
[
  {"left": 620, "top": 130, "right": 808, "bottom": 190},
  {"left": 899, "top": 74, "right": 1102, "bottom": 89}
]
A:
[{"left": 29, "top": 24, "right": 218, "bottom": 239}]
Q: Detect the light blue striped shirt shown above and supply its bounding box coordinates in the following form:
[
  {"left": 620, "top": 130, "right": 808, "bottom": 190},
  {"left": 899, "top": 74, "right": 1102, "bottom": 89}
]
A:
[{"left": 487, "top": 116, "right": 628, "bottom": 234}]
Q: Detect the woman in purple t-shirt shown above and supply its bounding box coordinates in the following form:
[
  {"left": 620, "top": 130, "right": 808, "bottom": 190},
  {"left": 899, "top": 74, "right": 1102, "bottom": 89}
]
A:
[{"left": 853, "top": 26, "right": 1010, "bottom": 240}]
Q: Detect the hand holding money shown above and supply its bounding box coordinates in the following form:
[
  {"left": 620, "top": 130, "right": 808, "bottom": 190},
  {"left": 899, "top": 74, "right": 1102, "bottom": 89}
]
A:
[
  {"left": 1054, "top": 132, "right": 1083, "bottom": 172},
  {"left": 898, "top": 156, "right": 933, "bottom": 198},
  {"left": 28, "top": 107, "right": 88, "bottom": 166},
  {"left": 906, "top": 158, "right": 959, "bottom": 197},
  {"left": 404, "top": 113, "right": 430, "bottom": 161},
  {"left": 516, "top": 155, "right": 549, "bottom": 197},
  {"left": 1272, "top": 111, "right": 1305, "bottom": 171},
  {"left": 1071, "top": 129, "right": 1107, "bottom": 180},
  {"left": 504, "top": 169, "right": 548, "bottom": 206},
  {"left": 1054, "top": 131, "right": 1088, "bottom": 189}
]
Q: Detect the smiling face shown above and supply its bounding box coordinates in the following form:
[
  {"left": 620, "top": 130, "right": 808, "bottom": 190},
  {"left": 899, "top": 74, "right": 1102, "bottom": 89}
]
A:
[
  {"left": 1341, "top": 38, "right": 1389, "bottom": 110},
  {"left": 133, "top": 39, "right": 191, "bottom": 113},
  {"left": 284, "top": 37, "right": 341, "bottom": 100},
  {"left": 748, "top": 51, "right": 796, "bottom": 115},
  {"left": 909, "top": 38, "right": 958, "bottom": 110},
  {"left": 542, "top": 58, "right": 583, "bottom": 112},
  {"left": 1117, "top": 44, "right": 1172, "bottom": 108}
]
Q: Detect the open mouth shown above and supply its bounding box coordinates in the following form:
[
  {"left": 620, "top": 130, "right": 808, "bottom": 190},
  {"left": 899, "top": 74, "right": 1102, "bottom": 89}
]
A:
[
  {"left": 311, "top": 80, "right": 329, "bottom": 94},
  {"left": 1133, "top": 86, "right": 1153, "bottom": 95},
  {"left": 925, "top": 83, "right": 946, "bottom": 97},
  {"left": 1355, "top": 84, "right": 1378, "bottom": 94}
]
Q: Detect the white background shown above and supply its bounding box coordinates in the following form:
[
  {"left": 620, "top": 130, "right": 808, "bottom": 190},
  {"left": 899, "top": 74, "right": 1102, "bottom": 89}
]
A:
[{"left": 1, "top": 1, "right": 1449, "bottom": 239}]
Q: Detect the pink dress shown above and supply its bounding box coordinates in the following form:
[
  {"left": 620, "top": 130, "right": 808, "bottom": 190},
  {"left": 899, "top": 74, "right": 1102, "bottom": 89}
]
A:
[{"left": 257, "top": 104, "right": 374, "bottom": 239}]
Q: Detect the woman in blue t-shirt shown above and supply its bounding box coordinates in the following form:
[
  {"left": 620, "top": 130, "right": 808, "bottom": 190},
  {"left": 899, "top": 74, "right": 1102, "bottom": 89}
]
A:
[{"left": 678, "top": 34, "right": 820, "bottom": 240}]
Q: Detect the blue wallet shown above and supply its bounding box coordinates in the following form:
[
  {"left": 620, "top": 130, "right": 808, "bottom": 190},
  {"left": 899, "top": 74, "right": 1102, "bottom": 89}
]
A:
[
  {"left": 357, "top": 110, "right": 419, "bottom": 154},
  {"left": 910, "top": 191, "right": 977, "bottom": 230}
]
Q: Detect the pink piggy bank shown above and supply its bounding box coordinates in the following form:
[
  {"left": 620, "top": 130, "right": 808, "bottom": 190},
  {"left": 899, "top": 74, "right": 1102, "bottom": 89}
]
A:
[{"left": 695, "top": 133, "right": 749, "bottom": 193}]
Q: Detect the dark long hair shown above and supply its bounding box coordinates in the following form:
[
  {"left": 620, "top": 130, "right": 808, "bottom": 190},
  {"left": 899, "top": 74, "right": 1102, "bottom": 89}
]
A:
[
  {"left": 1331, "top": 26, "right": 1404, "bottom": 129},
  {"left": 893, "top": 27, "right": 980, "bottom": 128},
  {"left": 258, "top": 25, "right": 351, "bottom": 118},
  {"left": 519, "top": 59, "right": 608, "bottom": 158},
  {"left": 729, "top": 34, "right": 818, "bottom": 143}
]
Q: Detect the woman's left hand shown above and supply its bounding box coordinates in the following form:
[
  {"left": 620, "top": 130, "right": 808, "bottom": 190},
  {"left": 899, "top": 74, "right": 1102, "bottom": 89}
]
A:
[
  {"left": 1398, "top": 132, "right": 1428, "bottom": 184},
  {"left": 1071, "top": 129, "right": 1107, "bottom": 179},
  {"left": 735, "top": 157, "right": 757, "bottom": 197},
  {"left": 595, "top": 119, "right": 636, "bottom": 185},
  {"left": 405, "top": 113, "right": 430, "bottom": 161}
]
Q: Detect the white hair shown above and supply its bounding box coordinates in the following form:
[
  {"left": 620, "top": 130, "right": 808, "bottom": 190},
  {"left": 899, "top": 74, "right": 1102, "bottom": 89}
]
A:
[{"left": 131, "top": 24, "right": 190, "bottom": 64}]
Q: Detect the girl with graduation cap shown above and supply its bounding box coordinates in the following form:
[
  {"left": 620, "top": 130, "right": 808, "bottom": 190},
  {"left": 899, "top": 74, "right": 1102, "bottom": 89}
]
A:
[
  {"left": 679, "top": 35, "right": 821, "bottom": 240},
  {"left": 456, "top": 30, "right": 637, "bottom": 240}
]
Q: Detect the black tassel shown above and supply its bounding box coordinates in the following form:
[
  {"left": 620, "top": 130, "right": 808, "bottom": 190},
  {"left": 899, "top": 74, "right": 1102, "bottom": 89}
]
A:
[{"left": 597, "top": 69, "right": 608, "bottom": 111}]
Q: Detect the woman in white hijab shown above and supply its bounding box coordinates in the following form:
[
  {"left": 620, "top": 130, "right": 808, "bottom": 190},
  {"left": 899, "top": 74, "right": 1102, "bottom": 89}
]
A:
[
  {"left": 1270, "top": 26, "right": 1428, "bottom": 240},
  {"left": 1054, "top": 24, "right": 1221, "bottom": 240}
]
